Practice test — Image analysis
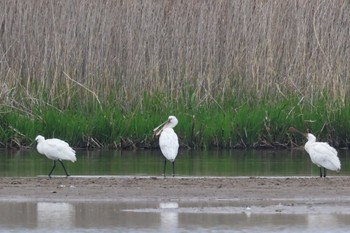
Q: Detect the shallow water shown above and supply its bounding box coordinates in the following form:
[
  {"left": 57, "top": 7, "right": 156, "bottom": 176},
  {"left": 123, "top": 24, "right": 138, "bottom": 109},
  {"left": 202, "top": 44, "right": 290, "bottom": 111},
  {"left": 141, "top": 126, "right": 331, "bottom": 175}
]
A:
[
  {"left": 0, "top": 200, "right": 350, "bottom": 233},
  {"left": 0, "top": 149, "right": 349, "bottom": 177},
  {"left": 1, "top": 149, "right": 349, "bottom": 232}
]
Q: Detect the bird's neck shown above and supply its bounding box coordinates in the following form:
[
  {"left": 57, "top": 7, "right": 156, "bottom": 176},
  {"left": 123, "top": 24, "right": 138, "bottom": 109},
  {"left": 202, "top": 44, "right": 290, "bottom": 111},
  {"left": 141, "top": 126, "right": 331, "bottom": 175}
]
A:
[{"left": 304, "top": 140, "right": 314, "bottom": 152}]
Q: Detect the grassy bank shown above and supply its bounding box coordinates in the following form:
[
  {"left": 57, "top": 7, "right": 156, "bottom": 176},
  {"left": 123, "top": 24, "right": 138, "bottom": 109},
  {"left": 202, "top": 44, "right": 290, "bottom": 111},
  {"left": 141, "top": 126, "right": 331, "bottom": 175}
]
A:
[
  {"left": 1, "top": 94, "right": 349, "bottom": 149},
  {"left": 0, "top": 1, "right": 349, "bottom": 149}
]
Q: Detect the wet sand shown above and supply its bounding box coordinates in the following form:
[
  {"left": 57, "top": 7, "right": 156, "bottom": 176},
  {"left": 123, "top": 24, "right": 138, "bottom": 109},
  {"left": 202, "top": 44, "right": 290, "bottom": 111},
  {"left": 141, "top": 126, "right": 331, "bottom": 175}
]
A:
[{"left": 0, "top": 176, "right": 349, "bottom": 207}]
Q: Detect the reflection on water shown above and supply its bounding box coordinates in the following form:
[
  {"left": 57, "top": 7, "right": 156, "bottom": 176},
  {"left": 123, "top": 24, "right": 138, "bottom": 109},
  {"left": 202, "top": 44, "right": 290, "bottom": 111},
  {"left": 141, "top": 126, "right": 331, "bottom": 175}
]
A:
[
  {"left": 0, "top": 201, "right": 350, "bottom": 233},
  {"left": 159, "top": 202, "right": 179, "bottom": 233},
  {"left": 1, "top": 150, "right": 349, "bottom": 232},
  {"left": 307, "top": 214, "right": 339, "bottom": 231},
  {"left": 0, "top": 149, "right": 349, "bottom": 177},
  {"left": 37, "top": 202, "right": 75, "bottom": 229}
]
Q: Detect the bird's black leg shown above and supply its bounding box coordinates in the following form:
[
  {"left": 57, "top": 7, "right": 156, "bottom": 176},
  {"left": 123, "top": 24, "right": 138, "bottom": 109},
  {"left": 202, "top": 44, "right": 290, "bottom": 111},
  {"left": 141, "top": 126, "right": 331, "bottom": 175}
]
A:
[
  {"left": 58, "top": 160, "right": 70, "bottom": 177},
  {"left": 163, "top": 159, "right": 167, "bottom": 178},
  {"left": 172, "top": 161, "right": 175, "bottom": 177},
  {"left": 319, "top": 167, "right": 327, "bottom": 178},
  {"left": 48, "top": 160, "right": 57, "bottom": 178}
]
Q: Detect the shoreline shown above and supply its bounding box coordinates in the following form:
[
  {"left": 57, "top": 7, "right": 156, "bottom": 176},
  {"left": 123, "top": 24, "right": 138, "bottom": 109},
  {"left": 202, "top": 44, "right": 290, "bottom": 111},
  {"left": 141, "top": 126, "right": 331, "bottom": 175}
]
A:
[{"left": 1, "top": 176, "right": 349, "bottom": 205}]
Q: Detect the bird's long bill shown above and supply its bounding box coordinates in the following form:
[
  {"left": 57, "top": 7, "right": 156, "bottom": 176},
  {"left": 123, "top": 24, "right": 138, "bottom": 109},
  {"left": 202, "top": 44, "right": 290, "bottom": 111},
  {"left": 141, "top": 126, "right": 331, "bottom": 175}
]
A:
[
  {"left": 153, "top": 119, "right": 168, "bottom": 136},
  {"left": 288, "top": 127, "right": 307, "bottom": 137}
]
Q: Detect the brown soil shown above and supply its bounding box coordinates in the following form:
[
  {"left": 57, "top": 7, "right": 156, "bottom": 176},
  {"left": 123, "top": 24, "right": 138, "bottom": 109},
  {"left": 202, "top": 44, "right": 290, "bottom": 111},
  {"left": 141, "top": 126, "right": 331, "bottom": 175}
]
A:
[{"left": 0, "top": 176, "right": 349, "bottom": 205}]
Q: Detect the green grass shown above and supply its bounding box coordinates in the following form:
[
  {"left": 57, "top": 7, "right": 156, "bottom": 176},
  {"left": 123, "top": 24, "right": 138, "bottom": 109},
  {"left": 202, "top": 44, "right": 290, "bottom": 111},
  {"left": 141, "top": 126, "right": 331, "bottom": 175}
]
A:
[{"left": 1, "top": 93, "right": 349, "bottom": 149}]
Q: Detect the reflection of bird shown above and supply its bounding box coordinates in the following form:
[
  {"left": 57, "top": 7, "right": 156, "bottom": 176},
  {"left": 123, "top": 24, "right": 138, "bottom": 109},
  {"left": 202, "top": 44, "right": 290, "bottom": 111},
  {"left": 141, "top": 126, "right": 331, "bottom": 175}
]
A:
[
  {"left": 37, "top": 202, "right": 75, "bottom": 228},
  {"left": 160, "top": 202, "right": 179, "bottom": 233},
  {"left": 289, "top": 127, "right": 341, "bottom": 177},
  {"left": 154, "top": 116, "right": 179, "bottom": 177},
  {"left": 307, "top": 214, "right": 339, "bottom": 231},
  {"left": 35, "top": 135, "right": 77, "bottom": 178}
]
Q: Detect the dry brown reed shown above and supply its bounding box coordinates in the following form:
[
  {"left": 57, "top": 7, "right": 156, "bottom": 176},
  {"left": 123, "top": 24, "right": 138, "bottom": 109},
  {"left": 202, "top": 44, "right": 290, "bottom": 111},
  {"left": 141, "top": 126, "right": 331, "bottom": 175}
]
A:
[{"left": 0, "top": 0, "right": 349, "bottom": 109}]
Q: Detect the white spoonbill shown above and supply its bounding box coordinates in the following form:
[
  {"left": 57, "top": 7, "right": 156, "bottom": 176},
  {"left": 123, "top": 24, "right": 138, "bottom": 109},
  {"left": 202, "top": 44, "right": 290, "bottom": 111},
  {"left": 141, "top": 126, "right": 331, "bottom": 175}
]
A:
[
  {"left": 35, "top": 135, "right": 77, "bottom": 178},
  {"left": 154, "top": 116, "right": 179, "bottom": 177},
  {"left": 289, "top": 127, "right": 341, "bottom": 178}
]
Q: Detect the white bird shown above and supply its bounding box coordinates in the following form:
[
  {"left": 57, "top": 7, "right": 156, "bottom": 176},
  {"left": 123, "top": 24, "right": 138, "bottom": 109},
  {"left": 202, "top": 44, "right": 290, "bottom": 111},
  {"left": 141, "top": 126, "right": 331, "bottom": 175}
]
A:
[
  {"left": 153, "top": 116, "right": 179, "bottom": 177},
  {"left": 289, "top": 127, "right": 341, "bottom": 177},
  {"left": 35, "top": 135, "right": 77, "bottom": 178}
]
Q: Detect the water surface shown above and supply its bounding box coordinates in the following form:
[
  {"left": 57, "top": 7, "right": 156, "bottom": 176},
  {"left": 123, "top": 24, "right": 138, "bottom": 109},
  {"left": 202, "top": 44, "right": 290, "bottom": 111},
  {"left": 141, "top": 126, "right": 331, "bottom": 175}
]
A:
[
  {"left": 0, "top": 200, "right": 349, "bottom": 233},
  {"left": 1, "top": 149, "right": 349, "bottom": 232},
  {"left": 0, "top": 149, "right": 349, "bottom": 177}
]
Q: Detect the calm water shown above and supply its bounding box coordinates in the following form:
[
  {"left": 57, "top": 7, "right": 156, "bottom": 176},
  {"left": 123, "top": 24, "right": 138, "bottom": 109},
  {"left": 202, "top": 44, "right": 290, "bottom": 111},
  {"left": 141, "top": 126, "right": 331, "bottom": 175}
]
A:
[
  {"left": 0, "top": 200, "right": 350, "bottom": 233},
  {"left": 0, "top": 149, "right": 349, "bottom": 177},
  {"left": 1, "top": 149, "right": 350, "bottom": 232}
]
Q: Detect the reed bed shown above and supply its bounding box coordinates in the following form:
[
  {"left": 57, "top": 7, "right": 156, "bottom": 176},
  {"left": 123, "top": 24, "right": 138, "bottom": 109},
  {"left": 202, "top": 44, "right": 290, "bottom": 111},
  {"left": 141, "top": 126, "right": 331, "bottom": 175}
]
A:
[{"left": 0, "top": 0, "right": 349, "bottom": 149}]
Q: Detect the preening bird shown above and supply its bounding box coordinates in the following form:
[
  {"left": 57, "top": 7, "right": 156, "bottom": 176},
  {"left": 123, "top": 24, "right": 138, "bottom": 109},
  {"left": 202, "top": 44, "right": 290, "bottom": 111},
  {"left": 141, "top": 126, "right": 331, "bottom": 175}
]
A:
[
  {"left": 289, "top": 127, "right": 341, "bottom": 178},
  {"left": 35, "top": 135, "right": 77, "bottom": 178},
  {"left": 153, "top": 116, "right": 179, "bottom": 177}
]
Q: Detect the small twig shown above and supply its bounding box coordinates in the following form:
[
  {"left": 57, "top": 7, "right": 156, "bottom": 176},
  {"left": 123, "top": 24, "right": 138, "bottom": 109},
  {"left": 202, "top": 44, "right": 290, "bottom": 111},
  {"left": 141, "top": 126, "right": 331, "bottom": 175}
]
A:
[{"left": 63, "top": 72, "right": 103, "bottom": 111}]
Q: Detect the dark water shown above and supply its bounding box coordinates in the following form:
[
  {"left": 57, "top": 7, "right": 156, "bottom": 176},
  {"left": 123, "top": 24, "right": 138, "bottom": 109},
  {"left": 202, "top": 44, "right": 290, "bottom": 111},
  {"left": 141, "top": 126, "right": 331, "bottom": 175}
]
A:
[{"left": 0, "top": 149, "right": 349, "bottom": 177}]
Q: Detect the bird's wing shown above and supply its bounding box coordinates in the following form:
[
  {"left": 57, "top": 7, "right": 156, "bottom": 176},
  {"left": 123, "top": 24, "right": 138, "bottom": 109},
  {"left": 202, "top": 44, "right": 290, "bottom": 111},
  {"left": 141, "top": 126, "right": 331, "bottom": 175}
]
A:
[
  {"left": 308, "top": 142, "right": 340, "bottom": 171},
  {"left": 45, "top": 139, "right": 77, "bottom": 162},
  {"left": 159, "top": 129, "right": 179, "bottom": 161}
]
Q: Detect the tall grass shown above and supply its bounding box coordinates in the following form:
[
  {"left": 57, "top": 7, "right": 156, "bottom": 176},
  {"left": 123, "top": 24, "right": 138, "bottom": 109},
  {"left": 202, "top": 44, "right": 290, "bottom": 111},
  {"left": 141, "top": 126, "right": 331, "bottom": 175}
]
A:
[
  {"left": 1, "top": 95, "right": 349, "bottom": 149},
  {"left": 0, "top": 1, "right": 349, "bottom": 149},
  {"left": 1, "top": 0, "right": 349, "bottom": 106}
]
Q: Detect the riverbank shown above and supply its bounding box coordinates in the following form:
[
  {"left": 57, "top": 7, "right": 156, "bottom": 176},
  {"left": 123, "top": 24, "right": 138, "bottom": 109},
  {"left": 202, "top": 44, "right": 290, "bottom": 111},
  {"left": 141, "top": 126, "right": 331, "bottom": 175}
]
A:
[
  {"left": 1, "top": 176, "right": 350, "bottom": 214},
  {"left": 2, "top": 98, "right": 350, "bottom": 150}
]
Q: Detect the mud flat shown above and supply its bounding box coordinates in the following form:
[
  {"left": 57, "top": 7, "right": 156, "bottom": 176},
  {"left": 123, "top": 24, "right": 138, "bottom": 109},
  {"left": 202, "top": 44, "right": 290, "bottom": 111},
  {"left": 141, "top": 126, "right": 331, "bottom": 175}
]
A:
[{"left": 0, "top": 176, "right": 349, "bottom": 214}]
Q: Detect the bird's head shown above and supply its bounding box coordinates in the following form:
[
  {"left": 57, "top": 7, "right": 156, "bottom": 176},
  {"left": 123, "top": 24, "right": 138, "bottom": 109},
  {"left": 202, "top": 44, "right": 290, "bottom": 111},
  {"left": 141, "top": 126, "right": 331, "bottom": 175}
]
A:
[
  {"left": 167, "top": 116, "right": 178, "bottom": 128},
  {"left": 306, "top": 133, "right": 316, "bottom": 143},
  {"left": 35, "top": 135, "right": 45, "bottom": 143},
  {"left": 153, "top": 116, "right": 178, "bottom": 136}
]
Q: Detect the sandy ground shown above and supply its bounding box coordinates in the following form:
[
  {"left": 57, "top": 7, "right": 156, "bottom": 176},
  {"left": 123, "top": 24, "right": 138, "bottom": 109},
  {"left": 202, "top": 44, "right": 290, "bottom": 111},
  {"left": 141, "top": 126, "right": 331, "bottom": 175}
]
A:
[{"left": 1, "top": 176, "right": 349, "bottom": 206}]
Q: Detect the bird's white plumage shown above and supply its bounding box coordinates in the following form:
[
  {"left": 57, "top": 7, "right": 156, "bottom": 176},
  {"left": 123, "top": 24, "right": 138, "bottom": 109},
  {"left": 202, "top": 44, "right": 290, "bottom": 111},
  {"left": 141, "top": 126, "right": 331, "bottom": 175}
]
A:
[
  {"left": 159, "top": 128, "right": 179, "bottom": 162},
  {"left": 35, "top": 135, "right": 76, "bottom": 162},
  {"left": 156, "top": 116, "right": 179, "bottom": 162},
  {"left": 304, "top": 133, "right": 340, "bottom": 171}
]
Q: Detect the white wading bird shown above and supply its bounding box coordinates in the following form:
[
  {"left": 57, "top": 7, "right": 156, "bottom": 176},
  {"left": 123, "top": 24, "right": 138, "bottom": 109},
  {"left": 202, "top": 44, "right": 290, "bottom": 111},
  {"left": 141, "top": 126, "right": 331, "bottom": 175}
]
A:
[
  {"left": 153, "top": 116, "right": 179, "bottom": 177},
  {"left": 289, "top": 127, "right": 341, "bottom": 178},
  {"left": 35, "top": 135, "right": 77, "bottom": 178}
]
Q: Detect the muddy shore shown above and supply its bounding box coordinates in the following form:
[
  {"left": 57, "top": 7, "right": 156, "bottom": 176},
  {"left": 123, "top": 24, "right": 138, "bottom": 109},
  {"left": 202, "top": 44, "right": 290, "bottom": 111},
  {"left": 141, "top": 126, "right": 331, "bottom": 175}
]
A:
[{"left": 0, "top": 176, "right": 349, "bottom": 206}]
